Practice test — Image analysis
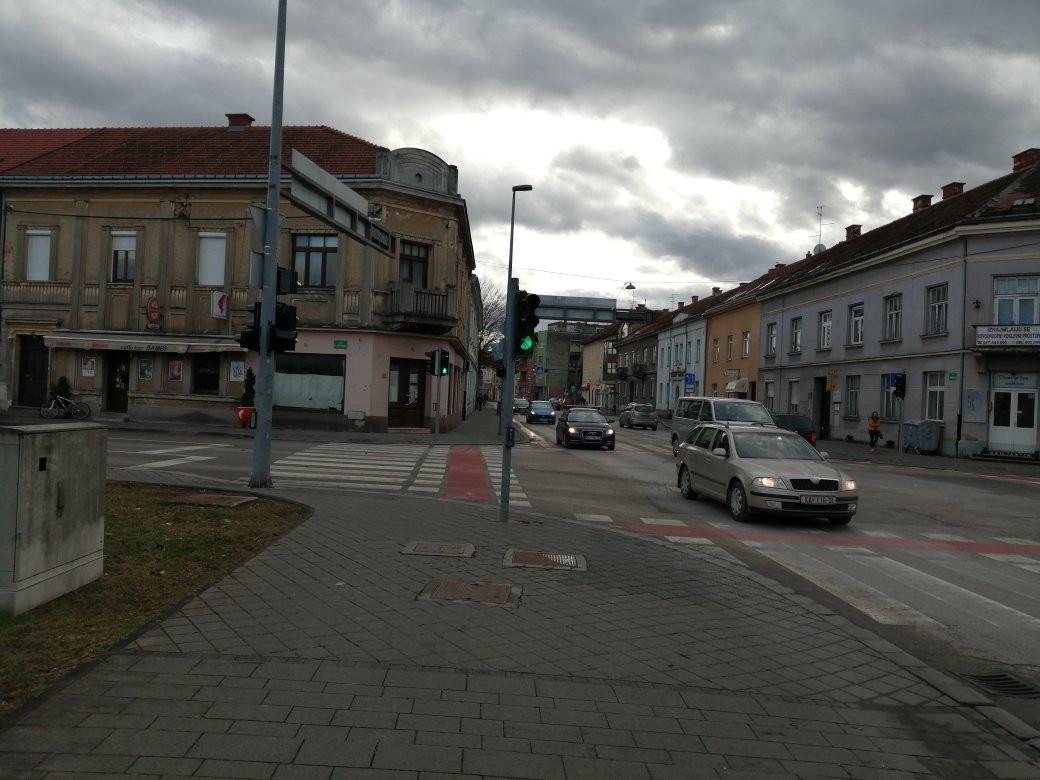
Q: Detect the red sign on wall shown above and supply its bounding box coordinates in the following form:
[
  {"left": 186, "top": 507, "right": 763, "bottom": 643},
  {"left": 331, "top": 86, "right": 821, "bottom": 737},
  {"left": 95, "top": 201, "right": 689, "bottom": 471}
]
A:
[{"left": 146, "top": 297, "right": 161, "bottom": 324}]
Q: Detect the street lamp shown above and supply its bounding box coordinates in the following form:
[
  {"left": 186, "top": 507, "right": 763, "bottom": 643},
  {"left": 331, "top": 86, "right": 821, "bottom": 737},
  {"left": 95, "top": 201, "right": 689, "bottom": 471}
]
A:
[{"left": 499, "top": 184, "right": 533, "bottom": 522}]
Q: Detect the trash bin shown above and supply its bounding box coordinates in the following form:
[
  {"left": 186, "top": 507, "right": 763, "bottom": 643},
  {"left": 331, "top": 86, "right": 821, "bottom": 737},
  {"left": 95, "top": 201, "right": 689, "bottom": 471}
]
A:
[
  {"left": 917, "top": 420, "right": 944, "bottom": 454},
  {"left": 901, "top": 420, "right": 922, "bottom": 453}
]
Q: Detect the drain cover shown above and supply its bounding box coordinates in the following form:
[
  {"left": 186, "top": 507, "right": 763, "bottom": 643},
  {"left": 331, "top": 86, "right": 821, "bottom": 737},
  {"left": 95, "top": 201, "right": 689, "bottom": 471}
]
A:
[
  {"left": 503, "top": 549, "right": 587, "bottom": 571},
  {"left": 417, "top": 580, "right": 521, "bottom": 606},
  {"left": 175, "top": 494, "right": 257, "bottom": 507},
  {"left": 401, "top": 541, "right": 475, "bottom": 557},
  {"left": 960, "top": 672, "right": 1040, "bottom": 698}
]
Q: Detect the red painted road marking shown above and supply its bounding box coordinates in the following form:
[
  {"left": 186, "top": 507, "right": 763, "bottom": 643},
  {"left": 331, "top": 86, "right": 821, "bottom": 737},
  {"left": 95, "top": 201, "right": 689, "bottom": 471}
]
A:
[
  {"left": 443, "top": 445, "right": 493, "bottom": 501},
  {"left": 627, "top": 523, "right": 1040, "bottom": 556}
]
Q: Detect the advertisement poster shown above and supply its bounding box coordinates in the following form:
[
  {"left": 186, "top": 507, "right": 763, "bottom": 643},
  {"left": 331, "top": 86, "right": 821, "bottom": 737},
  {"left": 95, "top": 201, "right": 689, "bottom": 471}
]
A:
[
  {"left": 139, "top": 359, "right": 154, "bottom": 380},
  {"left": 168, "top": 360, "right": 183, "bottom": 381},
  {"left": 81, "top": 356, "right": 96, "bottom": 377},
  {"left": 230, "top": 361, "right": 245, "bottom": 382}
]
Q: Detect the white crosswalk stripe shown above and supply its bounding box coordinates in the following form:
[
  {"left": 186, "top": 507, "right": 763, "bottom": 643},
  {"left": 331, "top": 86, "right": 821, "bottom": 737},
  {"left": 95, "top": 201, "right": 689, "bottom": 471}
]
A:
[
  {"left": 482, "top": 445, "right": 529, "bottom": 506},
  {"left": 255, "top": 443, "right": 430, "bottom": 492}
]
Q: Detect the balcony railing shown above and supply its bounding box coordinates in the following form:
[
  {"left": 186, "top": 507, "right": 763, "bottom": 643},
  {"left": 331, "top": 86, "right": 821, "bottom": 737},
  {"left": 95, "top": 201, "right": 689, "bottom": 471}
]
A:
[{"left": 385, "top": 281, "right": 457, "bottom": 335}]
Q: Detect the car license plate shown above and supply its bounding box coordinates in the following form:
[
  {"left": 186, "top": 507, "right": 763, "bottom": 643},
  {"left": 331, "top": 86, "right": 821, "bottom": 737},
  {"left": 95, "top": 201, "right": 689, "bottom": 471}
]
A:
[
  {"left": 800, "top": 495, "right": 836, "bottom": 505},
  {"left": 584, "top": 432, "right": 601, "bottom": 440}
]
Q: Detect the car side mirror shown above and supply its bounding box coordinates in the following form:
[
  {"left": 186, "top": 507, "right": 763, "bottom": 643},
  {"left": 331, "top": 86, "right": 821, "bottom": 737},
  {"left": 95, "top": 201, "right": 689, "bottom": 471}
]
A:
[
  {"left": 818, "top": 451, "right": 830, "bottom": 459},
  {"left": 712, "top": 447, "right": 727, "bottom": 457},
  {"left": 606, "top": 418, "right": 614, "bottom": 423}
]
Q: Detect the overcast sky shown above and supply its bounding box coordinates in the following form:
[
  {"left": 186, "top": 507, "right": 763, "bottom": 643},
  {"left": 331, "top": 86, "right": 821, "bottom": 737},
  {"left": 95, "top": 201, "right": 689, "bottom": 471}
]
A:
[{"left": 2, "top": 1, "right": 1038, "bottom": 310}]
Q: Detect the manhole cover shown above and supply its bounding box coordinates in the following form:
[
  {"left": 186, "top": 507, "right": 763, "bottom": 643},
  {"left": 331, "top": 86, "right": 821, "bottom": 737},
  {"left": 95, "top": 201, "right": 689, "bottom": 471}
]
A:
[
  {"left": 401, "top": 541, "right": 476, "bottom": 557},
  {"left": 417, "top": 579, "right": 521, "bottom": 607},
  {"left": 175, "top": 494, "right": 257, "bottom": 507},
  {"left": 503, "top": 549, "right": 587, "bottom": 571},
  {"left": 960, "top": 672, "right": 1040, "bottom": 698}
]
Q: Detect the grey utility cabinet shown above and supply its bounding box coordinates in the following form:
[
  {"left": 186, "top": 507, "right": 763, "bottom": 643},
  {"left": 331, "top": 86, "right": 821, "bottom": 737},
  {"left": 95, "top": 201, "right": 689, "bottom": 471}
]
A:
[{"left": 0, "top": 423, "right": 107, "bottom": 615}]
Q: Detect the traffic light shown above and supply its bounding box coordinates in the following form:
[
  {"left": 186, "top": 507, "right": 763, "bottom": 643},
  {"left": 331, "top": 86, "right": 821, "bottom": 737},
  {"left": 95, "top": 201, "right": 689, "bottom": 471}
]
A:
[
  {"left": 425, "top": 350, "right": 438, "bottom": 376},
  {"left": 892, "top": 372, "right": 906, "bottom": 398},
  {"left": 271, "top": 302, "right": 297, "bottom": 353},
  {"left": 438, "top": 349, "right": 450, "bottom": 376},
  {"left": 514, "top": 290, "right": 541, "bottom": 354},
  {"left": 235, "top": 302, "right": 262, "bottom": 352},
  {"left": 276, "top": 266, "right": 300, "bottom": 295},
  {"left": 495, "top": 361, "right": 505, "bottom": 378}
]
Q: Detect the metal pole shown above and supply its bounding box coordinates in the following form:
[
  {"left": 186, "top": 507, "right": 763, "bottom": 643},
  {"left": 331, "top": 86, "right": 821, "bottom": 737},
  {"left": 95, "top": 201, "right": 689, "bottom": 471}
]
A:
[
  {"left": 434, "top": 349, "right": 442, "bottom": 435},
  {"left": 249, "top": 0, "right": 287, "bottom": 488},
  {"left": 499, "top": 276, "right": 518, "bottom": 522}
]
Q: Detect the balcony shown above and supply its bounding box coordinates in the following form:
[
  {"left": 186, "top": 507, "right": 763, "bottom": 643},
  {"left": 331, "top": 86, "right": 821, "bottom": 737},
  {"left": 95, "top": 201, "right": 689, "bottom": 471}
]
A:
[
  {"left": 384, "top": 281, "right": 457, "bottom": 335},
  {"left": 633, "top": 363, "right": 648, "bottom": 379},
  {"left": 617, "top": 367, "right": 629, "bottom": 379}
]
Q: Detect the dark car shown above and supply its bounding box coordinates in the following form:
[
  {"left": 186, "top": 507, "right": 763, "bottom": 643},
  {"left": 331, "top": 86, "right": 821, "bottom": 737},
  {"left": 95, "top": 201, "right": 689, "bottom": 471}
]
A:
[
  {"left": 770, "top": 413, "right": 817, "bottom": 447},
  {"left": 526, "top": 400, "right": 556, "bottom": 425},
  {"left": 512, "top": 398, "right": 530, "bottom": 415},
  {"left": 555, "top": 407, "right": 616, "bottom": 450}
]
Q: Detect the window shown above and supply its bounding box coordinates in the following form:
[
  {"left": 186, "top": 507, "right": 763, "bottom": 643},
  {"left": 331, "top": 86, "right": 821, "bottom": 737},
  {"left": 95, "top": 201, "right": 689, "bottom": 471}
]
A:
[
  {"left": 686, "top": 340, "right": 692, "bottom": 363},
  {"left": 881, "top": 373, "right": 899, "bottom": 419},
  {"left": 192, "top": 353, "right": 221, "bottom": 395},
  {"left": 848, "top": 304, "right": 864, "bottom": 345},
  {"left": 926, "top": 284, "right": 948, "bottom": 334},
  {"left": 845, "top": 375, "right": 861, "bottom": 417},
  {"left": 712, "top": 338, "right": 720, "bottom": 363},
  {"left": 789, "top": 317, "right": 802, "bottom": 353},
  {"left": 788, "top": 380, "right": 799, "bottom": 413},
  {"left": 111, "top": 231, "right": 137, "bottom": 283},
  {"left": 726, "top": 335, "right": 733, "bottom": 360},
  {"left": 26, "top": 229, "right": 52, "bottom": 281},
  {"left": 400, "top": 241, "right": 429, "bottom": 287},
  {"left": 817, "top": 311, "right": 831, "bottom": 349},
  {"left": 294, "top": 234, "right": 338, "bottom": 287},
  {"left": 197, "top": 232, "right": 226, "bottom": 287},
  {"left": 695, "top": 339, "right": 701, "bottom": 363},
  {"left": 995, "top": 276, "right": 1039, "bottom": 325},
  {"left": 883, "top": 294, "right": 902, "bottom": 341},
  {"left": 764, "top": 381, "right": 775, "bottom": 412},
  {"left": 741, "top": 331, "right": 751, "bottom": 357},
  {"left": 765, "top": 323, "right": 777, "bottom": 356},
  {"left": 926, "top": 371, "right": 945, "bottom": 420}
]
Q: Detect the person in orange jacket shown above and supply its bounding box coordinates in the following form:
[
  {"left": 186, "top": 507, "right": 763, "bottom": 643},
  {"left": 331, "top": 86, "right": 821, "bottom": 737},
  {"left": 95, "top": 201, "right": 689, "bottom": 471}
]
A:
[{"left": 867, "top": 411, "right": 883, "bottom": 451}]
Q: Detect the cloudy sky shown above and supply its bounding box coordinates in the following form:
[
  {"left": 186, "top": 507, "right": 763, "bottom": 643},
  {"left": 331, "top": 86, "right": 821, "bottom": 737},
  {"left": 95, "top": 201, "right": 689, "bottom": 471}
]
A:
[{"left": 2, "top": 1, "right": 1038, "bottom": 310}]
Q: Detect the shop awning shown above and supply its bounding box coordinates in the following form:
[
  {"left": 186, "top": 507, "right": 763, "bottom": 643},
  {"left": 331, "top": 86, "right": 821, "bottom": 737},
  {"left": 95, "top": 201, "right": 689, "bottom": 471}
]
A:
[
  {"left": 725, "top": 377, "right": 750, "bottom": 394},
  {"left": 43, "top": 331, "right": 244, "bottom": 353}
]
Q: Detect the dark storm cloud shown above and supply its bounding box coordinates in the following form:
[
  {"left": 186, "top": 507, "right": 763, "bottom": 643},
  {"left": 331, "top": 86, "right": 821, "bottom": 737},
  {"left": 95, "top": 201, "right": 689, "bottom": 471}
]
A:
[{"left": 2, "top": 0, "right": 1038, "bottom": 294}]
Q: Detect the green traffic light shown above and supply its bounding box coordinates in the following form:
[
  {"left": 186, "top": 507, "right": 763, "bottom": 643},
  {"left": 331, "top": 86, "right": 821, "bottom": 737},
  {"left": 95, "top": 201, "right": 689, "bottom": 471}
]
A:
[{"left": 519, "top": 335, "right": 534, "bottom": 352}]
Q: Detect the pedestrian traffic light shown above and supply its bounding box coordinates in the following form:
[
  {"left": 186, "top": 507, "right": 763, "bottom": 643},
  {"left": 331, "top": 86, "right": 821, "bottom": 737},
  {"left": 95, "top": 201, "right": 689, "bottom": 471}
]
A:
[
  {"left": 438, "top": 349, "right": 450, "bottom": 376},
  {"left": 495, "top": 361, "right": 505, "bottom": 378},
  {"left": 425, "top": 350, "right": 438, "bottom": 376},
  {"left": 276, "top": 266, "right": 300, "bottom": 295},
  {"left": 514, "top": 290, "right": 541, "bottom": 354},
  {"left": 235, "top": 302, "right": 262, "bottom": 352},
  {"left": 892, "top": 372, "right": 906, "bottom": 398},
  {"left": 271, "top": 302, "right": 297, "bottom": 353}
]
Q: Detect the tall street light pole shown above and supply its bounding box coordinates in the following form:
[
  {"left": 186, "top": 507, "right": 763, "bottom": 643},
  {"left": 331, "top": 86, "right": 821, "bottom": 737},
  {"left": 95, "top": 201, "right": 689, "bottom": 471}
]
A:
[{"left": 499, "top": 184, "right": 533, "bottom": 522}]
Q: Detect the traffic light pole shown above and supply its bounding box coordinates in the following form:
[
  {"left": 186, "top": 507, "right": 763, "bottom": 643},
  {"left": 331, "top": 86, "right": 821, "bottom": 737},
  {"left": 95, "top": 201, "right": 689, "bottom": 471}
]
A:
[
  {"left": 249, "top": 0, "right": 287, "bottom": 489},
  {"left": 434, "top": 349, "right": 442, "bottom": 436},
  {"left": 498, "top": 277, "right": 518, "bottom": 523}
]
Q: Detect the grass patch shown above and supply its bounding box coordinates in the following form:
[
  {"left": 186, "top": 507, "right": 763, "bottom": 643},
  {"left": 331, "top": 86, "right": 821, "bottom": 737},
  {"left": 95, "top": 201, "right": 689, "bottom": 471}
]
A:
[{"left": 0, "top": 482, "right": 307, "bottom": 717}]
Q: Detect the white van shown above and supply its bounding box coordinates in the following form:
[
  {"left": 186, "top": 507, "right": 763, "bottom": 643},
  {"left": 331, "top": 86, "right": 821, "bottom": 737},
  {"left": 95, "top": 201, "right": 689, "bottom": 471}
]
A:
[{"left": 669, "top": 396, "right": 775, "bottom": 455}]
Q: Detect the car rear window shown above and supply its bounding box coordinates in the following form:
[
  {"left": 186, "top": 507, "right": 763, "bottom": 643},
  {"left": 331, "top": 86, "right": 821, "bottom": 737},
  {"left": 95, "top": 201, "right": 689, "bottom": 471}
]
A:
[{"left": 634, "top": 404, "right": 655, "bottom": 413}]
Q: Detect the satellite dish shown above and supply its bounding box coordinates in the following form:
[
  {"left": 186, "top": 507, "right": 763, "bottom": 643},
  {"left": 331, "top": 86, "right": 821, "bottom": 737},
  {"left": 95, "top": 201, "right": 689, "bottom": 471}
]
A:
[{"left": 812, "top": 243, "right": 826, "bottom": 255}]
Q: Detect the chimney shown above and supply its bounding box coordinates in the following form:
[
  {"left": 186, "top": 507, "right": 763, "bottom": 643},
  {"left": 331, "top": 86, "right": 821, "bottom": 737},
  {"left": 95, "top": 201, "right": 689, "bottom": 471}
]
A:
[
  {"left": 773, "top": 263, "right": 786, "bottom": 270},
  {"left": 689, "top": 295, "right": 699, "bottom": 304},
  {"left": 941, "top": 182, "right": 965, "bottom": 200},
  {"left": 912, "top": 194, "right": 933, "bottom": 212},
  {"left": 711, "top": 286, "right": 721, "bottom": 296},
  {"left": 1012, "top": 148, "right": 1040, "bottom": 172},
  {"left": 226, "top": 113, "right": 255, "bottom": 131},
  {"left": 845, "top": 224, "right": 862, "bottom": 240}
]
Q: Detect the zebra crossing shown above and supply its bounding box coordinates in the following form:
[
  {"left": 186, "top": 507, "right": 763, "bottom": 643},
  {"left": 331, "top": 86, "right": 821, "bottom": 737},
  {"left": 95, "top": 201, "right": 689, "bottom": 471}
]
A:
[{"left": 481, "top": 445, "right": 530, "bottom": 507}]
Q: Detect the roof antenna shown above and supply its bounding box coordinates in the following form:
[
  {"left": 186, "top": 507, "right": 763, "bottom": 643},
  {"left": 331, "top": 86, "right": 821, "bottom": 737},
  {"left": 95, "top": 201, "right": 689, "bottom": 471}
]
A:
[{"left": 811, "top": 205, "right": 834, "bottom": 253}]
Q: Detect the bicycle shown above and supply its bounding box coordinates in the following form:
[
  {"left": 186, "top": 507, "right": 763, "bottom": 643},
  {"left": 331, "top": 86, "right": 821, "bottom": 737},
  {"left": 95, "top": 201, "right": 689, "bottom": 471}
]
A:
[{"left": 40, "top": 394, "right": 91, "bottom": 420}]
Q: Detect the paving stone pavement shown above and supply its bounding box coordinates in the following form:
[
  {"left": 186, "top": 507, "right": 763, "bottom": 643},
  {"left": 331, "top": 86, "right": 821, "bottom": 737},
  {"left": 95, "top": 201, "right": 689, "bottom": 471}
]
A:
[{"left": 2, "top": 407, "right": 1040, "bottom": 778}]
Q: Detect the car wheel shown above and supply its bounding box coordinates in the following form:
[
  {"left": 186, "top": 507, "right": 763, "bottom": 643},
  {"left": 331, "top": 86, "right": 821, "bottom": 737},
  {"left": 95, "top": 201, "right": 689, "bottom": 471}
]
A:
[
  {"left": 829, "top": 515, "right": 853, "bottom": 526},
  {"left": 678, "top": 466, "right": 698, "bottom": 500},
  {"left": 671, "top": 436, "right": 680, "bottom": 457},
  {"left": 652, "top": 426, "right": 658, "bottom": 431},
  {"left": 562, "top": 436, "right": 569, "bottom": 448},
  {"left": 728, "top": 481, "right": 751, "bottom": 523},
  {"left": 606, "top": 443, "right": 615, "bottom": 451}
]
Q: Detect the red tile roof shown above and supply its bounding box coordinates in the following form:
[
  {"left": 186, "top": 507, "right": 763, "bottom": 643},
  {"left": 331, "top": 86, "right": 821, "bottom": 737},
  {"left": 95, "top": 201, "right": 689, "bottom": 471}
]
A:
[
  {"left": 0, "top": 129, "right": 96, "bottom": 172},
  {"left": 0, "top": 125, "right": 383, "bottom": 178}
]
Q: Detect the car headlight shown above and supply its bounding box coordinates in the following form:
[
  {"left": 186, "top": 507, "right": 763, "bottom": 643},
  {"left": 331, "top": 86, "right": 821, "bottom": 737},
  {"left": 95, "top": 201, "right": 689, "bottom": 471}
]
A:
[
  {"left": 841, "top": 479, "right": 857, "bottom": 491},
  {"left": 607, "top": 428, "right": 615, "bottom": 435},
  {"left": 752, "top": 477, "right": 784, "bottom": 488},
  {"left": 567, "top": 427, "right": 577, "bottom": 434}
]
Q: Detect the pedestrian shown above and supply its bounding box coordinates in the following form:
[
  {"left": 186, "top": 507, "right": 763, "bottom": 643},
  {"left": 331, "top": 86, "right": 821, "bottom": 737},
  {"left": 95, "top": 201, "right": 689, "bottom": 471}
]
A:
[{"left": 867, "top": 411, "right": 883, "bottom": 451}]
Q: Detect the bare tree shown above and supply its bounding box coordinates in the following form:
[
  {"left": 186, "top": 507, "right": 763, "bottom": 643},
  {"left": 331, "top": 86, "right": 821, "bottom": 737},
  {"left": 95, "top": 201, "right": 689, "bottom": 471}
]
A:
[{"left": 478, "top": 277, "right": 506, "bottom": 365}]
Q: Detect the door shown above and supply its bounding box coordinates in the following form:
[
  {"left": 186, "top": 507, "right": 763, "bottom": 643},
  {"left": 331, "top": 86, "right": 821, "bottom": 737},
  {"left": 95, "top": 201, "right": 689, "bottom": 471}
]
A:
[
  {"left": 106, "top": 353, "right": 130, "bottom": 413},
  {"left": 387, "top": 358, "right": 425, "bottom": 428},
  {"left": 989, "top": 390, "right": 1037, "bottom": 453},
  {"left": 16, "top": 335, "right": 49, "bottom": 407}
]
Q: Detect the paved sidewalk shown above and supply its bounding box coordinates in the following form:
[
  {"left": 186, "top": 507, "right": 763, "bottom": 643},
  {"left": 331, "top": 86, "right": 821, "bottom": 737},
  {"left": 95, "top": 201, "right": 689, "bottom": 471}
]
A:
[{"left": 2, "top": 408, "right": 1039, "bottom": 778}]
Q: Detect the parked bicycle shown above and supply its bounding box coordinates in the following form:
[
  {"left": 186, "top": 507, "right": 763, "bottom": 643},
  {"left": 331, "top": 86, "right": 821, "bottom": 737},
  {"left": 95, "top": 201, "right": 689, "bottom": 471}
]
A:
[{"left": 40, "top": 394, "right": 91, "bottom": 420}]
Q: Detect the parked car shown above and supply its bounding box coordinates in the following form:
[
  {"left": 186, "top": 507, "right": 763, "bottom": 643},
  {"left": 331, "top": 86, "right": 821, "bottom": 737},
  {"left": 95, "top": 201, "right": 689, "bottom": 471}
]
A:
[
  {"left": 619, "top": 402, "right": 659, "bottom": 430},
  {"left": 512, "top": 398, "right": 530, "bottom": 415},
  {"left": 770, "top": 413, "right": 817, "bottom": 446},
  {"left": 555, "top": 407, "right": 616, "bottom": 450},
  {"left": 675, "top": 422, "right": 857, "bottom": 525},
  {"left": 526, "top": 400, "right": 556, "bottom": 425},
  {"left": 670, "top": 396, "right": 775, "bottom": 455}
]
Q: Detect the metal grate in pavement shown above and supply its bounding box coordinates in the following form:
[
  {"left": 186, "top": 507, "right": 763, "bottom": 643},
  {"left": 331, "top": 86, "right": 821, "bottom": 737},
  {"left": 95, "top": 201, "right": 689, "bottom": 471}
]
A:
[
  {"left": 417, "top": 579, "right": 522, "bottom": 607},
  {"left": 960, "top": 671, "right": 1040, "bottom": 698},
  {"left": 503, "top": 548, "right": 587, "bottom": 571},
  {"left": 401, "top": 541, "right": 476, "bottom": 557}
]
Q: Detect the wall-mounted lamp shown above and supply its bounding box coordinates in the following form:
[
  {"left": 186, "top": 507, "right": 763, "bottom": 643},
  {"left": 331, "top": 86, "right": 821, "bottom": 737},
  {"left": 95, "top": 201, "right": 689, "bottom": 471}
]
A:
[{"left": 972, "top": 299, "right": 982, "bottom": 310}]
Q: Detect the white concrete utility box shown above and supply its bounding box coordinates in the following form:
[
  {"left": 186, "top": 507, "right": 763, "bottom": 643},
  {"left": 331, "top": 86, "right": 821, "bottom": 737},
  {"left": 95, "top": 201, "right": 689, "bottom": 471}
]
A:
[{"left": 0, "top": 423, "right": 107, "bottom": 616}]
